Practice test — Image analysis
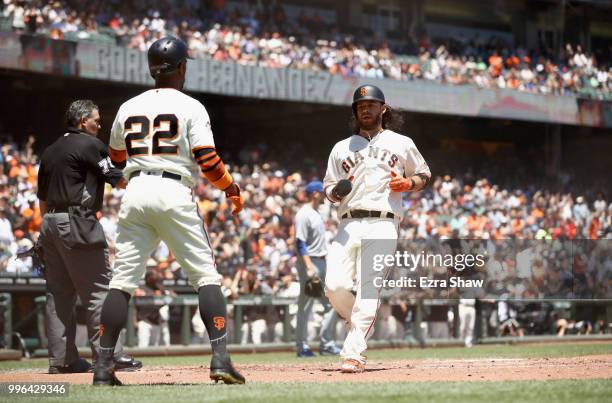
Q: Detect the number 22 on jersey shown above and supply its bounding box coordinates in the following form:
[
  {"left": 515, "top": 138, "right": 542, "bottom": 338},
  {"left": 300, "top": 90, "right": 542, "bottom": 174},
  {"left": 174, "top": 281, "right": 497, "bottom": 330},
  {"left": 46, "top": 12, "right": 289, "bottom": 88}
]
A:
[{"left": 124, "top": 114, "right": 179, "bottom": 156}]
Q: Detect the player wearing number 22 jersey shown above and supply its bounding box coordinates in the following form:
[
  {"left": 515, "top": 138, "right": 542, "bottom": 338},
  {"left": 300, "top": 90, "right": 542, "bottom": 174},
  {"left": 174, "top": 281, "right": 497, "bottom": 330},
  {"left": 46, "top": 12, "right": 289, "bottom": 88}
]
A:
[
  {"left": 93, "top": 37, "right": 245, "bottom": 386},
  {"left": 109, "top": 89, "right": 214, "bottom": 187}
]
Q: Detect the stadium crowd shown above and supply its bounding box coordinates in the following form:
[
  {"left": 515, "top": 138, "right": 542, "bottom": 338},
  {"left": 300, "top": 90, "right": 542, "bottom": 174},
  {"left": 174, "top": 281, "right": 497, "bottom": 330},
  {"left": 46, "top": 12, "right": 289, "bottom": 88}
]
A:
[
  {"left": 2, "top": 138, "right": 611, "bottom": 273},
  {"left": 2, "top": 136, "right": 611, "bottom": 344},
  {"left": 2, "top": 136, "right": 611, "bottom": 282},
  {"left": 2, "top": 0, "right": 610, "bottom": 97}
]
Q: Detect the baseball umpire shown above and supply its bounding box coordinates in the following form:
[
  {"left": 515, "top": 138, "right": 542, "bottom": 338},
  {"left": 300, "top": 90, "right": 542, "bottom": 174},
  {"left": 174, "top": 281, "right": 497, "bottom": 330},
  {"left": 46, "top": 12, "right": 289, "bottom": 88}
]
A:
[
  {"left": 323, "top": 85, "right": 431, "bottom": 373},
  {"left": 93, "top": 37, "right": 245, "bottom": 385},
  {"left": 295, "top": 181, "right": 340, "bottom": 357},
  {"left": 37, "top": 100, "right": 141, "bottom": 374}
]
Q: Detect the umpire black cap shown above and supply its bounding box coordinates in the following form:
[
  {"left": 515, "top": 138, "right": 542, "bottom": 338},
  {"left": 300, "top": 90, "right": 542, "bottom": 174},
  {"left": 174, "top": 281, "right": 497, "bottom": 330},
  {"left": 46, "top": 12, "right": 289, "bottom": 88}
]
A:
[{"left": 148, "top": 37, "right": 192, "bottom": 78}]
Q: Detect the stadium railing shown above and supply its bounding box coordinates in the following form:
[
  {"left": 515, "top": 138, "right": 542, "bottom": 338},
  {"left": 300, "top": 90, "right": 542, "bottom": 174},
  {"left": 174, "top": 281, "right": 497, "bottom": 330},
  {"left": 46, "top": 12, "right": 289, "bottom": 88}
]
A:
[
  {"left": 0, "top": 293, "right": 12, "bottom": 349},
  {"left": 576, "top": 87, "right": 612, "bottom": 101},
  {"left": 0, "top": 16, "right": 11, "bottom": 32},
  {"left": 30, "top": 295, "right": 295, "bottom": 348},
  {"left": 13, "top": 295, "right": 610, "bottom": 353},
  {"left": 59, "top": 31, "right": 116, "bottom": 45}
]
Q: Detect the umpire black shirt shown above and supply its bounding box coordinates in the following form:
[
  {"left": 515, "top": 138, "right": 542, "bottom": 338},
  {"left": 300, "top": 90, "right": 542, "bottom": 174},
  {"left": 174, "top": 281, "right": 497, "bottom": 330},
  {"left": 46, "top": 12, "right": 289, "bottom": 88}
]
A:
[{"left": 37, "top": 128, "right": 123, "bottom": 213}]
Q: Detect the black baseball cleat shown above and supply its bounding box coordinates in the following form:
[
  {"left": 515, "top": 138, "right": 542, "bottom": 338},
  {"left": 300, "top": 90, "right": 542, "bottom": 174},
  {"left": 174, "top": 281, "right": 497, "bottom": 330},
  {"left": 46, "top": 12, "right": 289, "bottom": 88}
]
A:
[
  {"left": 93, "top": 367, "right": 122, "bottom": 386},
  {"left": 209, "top": 355, "right": 246, "bottom": 385},
  {"left": 93, "top": 348, "right": 122, "bottom": 386},
  {"left": 114, "top": 354, "right": 142, "bottom": 372},
  {"left": 49, "top": 358, "right": 92, "bottom": 374}
]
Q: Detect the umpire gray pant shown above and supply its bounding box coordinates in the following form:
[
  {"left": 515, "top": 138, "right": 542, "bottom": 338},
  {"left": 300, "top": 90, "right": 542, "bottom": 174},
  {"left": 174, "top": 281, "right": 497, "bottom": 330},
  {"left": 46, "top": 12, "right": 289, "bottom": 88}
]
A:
[
  {"left": 296, "top": 256, "right": 338, "bottom": 349},
  {"left": 41, "top": 213, "right": 123, "bottom": 366}
]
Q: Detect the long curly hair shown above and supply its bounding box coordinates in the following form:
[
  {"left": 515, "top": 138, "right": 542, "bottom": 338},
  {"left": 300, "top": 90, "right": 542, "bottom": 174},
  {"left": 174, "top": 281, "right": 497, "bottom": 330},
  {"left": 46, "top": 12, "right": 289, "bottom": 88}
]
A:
[{"left": 349, "top": 106, "right": 405, "bottom": 134}]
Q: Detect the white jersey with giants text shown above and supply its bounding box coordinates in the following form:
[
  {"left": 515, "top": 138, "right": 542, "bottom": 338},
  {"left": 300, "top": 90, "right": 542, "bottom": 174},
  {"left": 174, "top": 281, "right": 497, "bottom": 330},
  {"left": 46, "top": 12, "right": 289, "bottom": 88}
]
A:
[
  {"left": 110, "top": 88, "right": 214, "bottom": 187},
  {"left": 323, "top": 130, "right": 430, "bottom": 219}
]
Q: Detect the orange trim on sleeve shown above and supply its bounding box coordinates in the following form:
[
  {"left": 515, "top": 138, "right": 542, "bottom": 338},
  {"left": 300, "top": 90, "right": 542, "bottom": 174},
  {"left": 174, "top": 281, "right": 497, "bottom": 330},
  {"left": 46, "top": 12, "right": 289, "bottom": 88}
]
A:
[
  {"left": 199, "top": 154, "right": 221, "bottom": 167},
  {"left": 109, "top": 147, "right": 127, "bottom": 163},
  {"left": 195, "top": 148, "right": 233, "bottom": 190},
  {"left": 211, "top": 170, "right": 233, "bottom": 190},
  {"left": 192, "top": 146, "right": 215, "bottom": 160}
]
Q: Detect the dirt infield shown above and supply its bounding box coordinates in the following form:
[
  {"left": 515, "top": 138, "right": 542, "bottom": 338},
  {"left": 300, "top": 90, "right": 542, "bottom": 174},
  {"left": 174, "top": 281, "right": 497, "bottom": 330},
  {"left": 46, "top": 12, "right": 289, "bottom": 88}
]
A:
[{"left": 1, "top": 354, "right": 611, "bottom": 384}]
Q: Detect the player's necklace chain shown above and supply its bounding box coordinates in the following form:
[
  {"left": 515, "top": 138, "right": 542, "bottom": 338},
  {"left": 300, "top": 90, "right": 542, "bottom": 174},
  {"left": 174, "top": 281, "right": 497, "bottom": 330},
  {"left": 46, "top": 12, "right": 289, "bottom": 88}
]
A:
[{"left": 362, "top": 127, "right": 384, "bottom": 141}]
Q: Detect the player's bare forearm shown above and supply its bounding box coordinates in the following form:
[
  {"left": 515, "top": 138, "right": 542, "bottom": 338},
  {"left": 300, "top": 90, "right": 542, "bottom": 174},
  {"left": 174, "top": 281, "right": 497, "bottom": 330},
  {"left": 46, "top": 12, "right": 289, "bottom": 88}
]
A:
[
  {"left": 389, "top": 172, "right": 430, "bottom": 192},
  {"left": 301, "top": 255, "right": 316, "bottom": 277},
  {"left": 409, "top": 173, "right": 430, "bottom": 192}
]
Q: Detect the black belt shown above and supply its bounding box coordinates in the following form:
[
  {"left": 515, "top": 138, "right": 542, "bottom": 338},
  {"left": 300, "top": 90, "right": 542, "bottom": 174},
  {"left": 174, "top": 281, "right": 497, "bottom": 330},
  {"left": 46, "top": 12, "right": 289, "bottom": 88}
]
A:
[
  {"left": 129, "top": 170, "right": 182, "bottom": 182},
  {"left": 46, "top": 206, "right": 93, "bottom": 215},
  {"left": 46, "top": 206, "right": 71, "bottom": 214},
  {"left": 341, "top": 210, "right": 395, "bottom": 220}
]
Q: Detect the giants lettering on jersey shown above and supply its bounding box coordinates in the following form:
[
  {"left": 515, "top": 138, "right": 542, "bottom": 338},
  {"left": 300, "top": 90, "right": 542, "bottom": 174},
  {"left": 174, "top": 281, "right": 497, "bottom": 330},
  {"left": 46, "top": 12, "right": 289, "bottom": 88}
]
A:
[{"left": 340, "top": 146, "right": 399, "bottom": 173}]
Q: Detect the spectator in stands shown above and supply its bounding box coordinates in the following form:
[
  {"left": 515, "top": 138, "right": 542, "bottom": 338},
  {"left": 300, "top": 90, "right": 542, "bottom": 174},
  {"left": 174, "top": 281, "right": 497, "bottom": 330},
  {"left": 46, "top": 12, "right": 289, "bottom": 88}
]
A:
[
  {"left": 1, "top": 0, "right": 609, "bottom": 97},
  {"left": 5, "top": 229, "right": 32, "bottom": 274},
  {"left": 0, "top": 209, "right": 14, "bottom": 246},
  {"left": 4, "top": 239, "right": 32, "bottom": 274},
  {"left": 3, "top": 0, "right": 26, "bottom": 32}
]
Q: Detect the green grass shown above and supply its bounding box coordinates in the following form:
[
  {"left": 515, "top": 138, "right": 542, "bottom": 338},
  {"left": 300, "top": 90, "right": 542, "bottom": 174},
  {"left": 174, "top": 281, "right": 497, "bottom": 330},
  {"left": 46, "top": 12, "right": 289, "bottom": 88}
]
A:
[
  {"left": 1, "top": 342, "right": 610, "bottom": 371},
  {"left": 1, "top": 343, "right": 611, "bottom": 402},
  {"left": 3, "top": 380, "right": 612, "bottom": 403}
]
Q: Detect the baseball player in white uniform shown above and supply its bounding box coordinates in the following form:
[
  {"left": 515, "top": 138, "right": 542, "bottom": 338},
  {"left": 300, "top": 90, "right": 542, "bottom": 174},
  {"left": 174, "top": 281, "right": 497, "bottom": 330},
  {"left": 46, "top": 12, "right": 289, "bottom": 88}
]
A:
[
  {"left": 323, "top": 85, "right": 431, "bottom": 373},
  {"left": 93, "top": 37, "right": 245, "bottom": 385}
]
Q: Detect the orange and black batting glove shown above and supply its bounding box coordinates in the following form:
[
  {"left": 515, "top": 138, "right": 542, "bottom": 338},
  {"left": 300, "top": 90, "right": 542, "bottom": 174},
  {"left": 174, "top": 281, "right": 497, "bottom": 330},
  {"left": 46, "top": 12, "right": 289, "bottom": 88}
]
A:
[
  {"left": 389, "top": 171, "right": 414, "bottom": 193},
  {"left": 225, "top": 184, "right": 244, "bottom": 216}
]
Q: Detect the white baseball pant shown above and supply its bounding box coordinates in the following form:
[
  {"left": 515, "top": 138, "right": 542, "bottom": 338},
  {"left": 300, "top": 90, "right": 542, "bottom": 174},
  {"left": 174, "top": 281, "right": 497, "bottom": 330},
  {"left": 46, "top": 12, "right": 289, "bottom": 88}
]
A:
[
  {"left": 325, "top": 217, "right": 398, "bottom": 364},
  {"left": 109, "top": 174, "right": 221, "bottom": 293}
]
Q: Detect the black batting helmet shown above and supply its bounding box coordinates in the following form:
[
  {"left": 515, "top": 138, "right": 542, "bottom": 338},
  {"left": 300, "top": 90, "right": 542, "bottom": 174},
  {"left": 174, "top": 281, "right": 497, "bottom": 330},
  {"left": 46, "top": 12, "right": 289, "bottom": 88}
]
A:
[
  {"left": 352, "top": 85, "right": 386, "bottom": 114},
  {"left": 148, "top": 37, "right": 192, "bottom": 78}
]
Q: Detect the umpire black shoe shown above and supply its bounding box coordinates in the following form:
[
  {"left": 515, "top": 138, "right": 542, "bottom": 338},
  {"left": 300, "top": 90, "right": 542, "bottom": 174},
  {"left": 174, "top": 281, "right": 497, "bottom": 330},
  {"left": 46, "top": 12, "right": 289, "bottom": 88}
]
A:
[
  {"left": 49, "top": 358, "right": 92, "bottom": 374},
  {"left": 209, "top": 354, "right": 245, "bottom": 384},
  {"left": 114, "top": 354, "right": 142, "bottom": 372},
  {"left": 93, "top": 347, "right": 122, "bottom": 386}
]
